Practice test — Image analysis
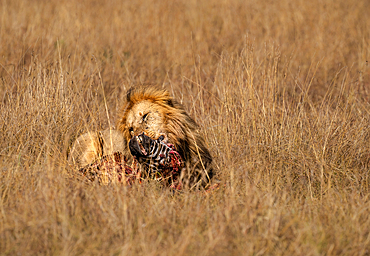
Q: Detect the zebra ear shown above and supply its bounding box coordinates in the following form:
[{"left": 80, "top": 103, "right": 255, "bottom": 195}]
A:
[{"left": 157, "top": 135, "right": 165, "bottom": 142}]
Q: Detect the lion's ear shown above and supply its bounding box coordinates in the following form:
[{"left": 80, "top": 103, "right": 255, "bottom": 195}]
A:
[
  {"left": 126, "top": 87, "right": 134, "bottom": 102},
  {"left": 166, "top": 99, "right": 174, "bottom": 107}
]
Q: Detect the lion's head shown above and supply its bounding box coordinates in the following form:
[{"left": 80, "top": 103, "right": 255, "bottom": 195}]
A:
[{"left": 117, "top": 87, "right": 213, "bottom": 187}]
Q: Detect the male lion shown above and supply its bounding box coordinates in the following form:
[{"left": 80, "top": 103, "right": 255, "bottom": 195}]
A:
[
  {"left": 69, "top": 87, "right": 213, "bottom": 189},
  {"left": 118, "top": 87, "right": 213, "bottom": 188}
]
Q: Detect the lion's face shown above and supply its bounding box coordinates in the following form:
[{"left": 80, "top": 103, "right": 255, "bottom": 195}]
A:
[{"left": 124, "top": 100, "right": 167, "bottom": 142}]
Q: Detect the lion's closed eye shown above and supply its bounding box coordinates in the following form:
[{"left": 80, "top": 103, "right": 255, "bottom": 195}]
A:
[{"left": 142, "top": 113, "right": 149, "bottom": 122}]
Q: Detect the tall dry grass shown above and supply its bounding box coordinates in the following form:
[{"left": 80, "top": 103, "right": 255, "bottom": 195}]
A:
[{"left": 1, "top": 0, "right": 370, "bottom": 255}]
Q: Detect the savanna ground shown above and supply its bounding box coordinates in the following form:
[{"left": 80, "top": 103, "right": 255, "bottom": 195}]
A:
[{"left": 1, "top": 0, "right": 370, "bottom": 255}]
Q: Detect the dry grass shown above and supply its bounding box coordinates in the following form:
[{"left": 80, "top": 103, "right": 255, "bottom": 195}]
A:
[{"left": 1, "top": 0, "right": 370, "bottom": 255}]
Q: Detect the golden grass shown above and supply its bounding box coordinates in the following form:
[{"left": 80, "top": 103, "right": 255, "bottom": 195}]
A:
[{"left": 1, "top": 0, "right": 370, "bottom": 254}]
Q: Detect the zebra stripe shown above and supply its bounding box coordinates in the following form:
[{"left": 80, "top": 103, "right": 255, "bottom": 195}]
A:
[
  {"left": 132, "top": 133, "right": 175, "bottom": 173},
  {"left": 146, "top": 138, "right": 172, "bottom": 170}
]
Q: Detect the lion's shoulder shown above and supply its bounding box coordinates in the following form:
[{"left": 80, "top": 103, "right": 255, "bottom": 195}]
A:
[{"left": 68, "top": 129, "right": 127, "bottom": 169}]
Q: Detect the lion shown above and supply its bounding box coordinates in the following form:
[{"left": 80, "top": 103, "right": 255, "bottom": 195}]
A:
[
  {"left": 118, "top": 87, "right": 213, "bottom": 188},
  {"left": 68, "top": 87, "right": 213, "bottom": 189}
]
